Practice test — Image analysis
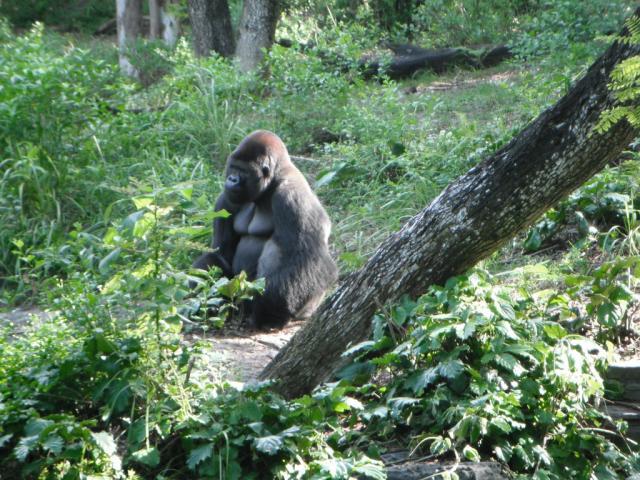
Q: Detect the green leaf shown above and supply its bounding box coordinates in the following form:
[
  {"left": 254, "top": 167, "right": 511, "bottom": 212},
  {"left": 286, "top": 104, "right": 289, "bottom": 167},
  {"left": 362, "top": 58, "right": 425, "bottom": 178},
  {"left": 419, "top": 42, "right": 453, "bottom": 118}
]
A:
[
  {"left": 438, "top": 360, "right": 464, "bottom": 379},
  {"left": 462, "top": 445, "right": 480, "bottom": 462},
  {"left": 42, "top": 434, "right": 64, "bottom": 455},
  {"left": 524, "top": 228, "right": 542, "bottom": 251},
  {"left": 91, "top": 431, "right": 117, "bottom": 456},
  {"left": 254, "top": 435, "right": 283, "bottom": 455},
  {"left": 0, "top": 434, "right": 12, "bottom": 449},
  {"left": 132, "top": 196, "right": 153, "bottom": 209},
  {"left": 342, "top": 341, "right": 375, "bottom": 357},
  {"left": 543, "top": 323, "right": 567, "bottom": 340},
  {"left": 388, "top": 397, "right": 419, "bottom": 414},
  {"left": 315, "top": 170, "right": 339, "bottom": 188},
  {"left": 14, "top": 435, "right": 38, "bottom": 461},
  {"left": 352, "top": 460, "right": 386, "bottom": 480},
  {"left": 237, "top": 400, "right": 263, "bottom": 422},
  {"left": 187, "top": 444, "right": 213, "bottom": 470},
  {"left": 404, "top": 368, "right": 438, "bottom": 394},
  {"left": 492, "top": 299, "right": 516, "bottom": 321},
  {"left": 430, "top": 436, "right": 452, "bottom": 456},
  {"left": 24, "top": 418, "right": 53, "bottom": 436},
  {"left": 315, "top": 458, "right": 350, "bottom": 477},
  {"left": 98, "top": 247, "right": 121, "bottom": 274},
  {"left": 494, "top": 443, "right": 513, "bottom": 463},
  {"left": 179, "top": 186, "right": 193, "bottom": 200},
  {"left": 131, "top": 447, "right": 160, "bottom": 467},
  {"left": 490, "top": 417, "right": 512, "bottom": 434}
]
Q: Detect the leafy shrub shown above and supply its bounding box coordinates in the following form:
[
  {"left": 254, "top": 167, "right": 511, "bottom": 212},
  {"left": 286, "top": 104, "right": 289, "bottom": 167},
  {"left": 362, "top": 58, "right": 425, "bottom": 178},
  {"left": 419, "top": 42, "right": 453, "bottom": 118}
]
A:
[
  {"left": 0, "top": 0, "right": 114, "bottom": 31},
  {"left": 523, "top": 159, "right": 640, "bottom": 252},
  {"left": 340, "top": 271, "right": 637, "bottom": 479},
  {"left": 514, "top": 0, "right": 631, "bottom": 57},
  {"left": 0, "top": 183, "right": 385, "bottom": 479},
  {"left": 0, "top": 22, "right": 123, "bottom": 282}
]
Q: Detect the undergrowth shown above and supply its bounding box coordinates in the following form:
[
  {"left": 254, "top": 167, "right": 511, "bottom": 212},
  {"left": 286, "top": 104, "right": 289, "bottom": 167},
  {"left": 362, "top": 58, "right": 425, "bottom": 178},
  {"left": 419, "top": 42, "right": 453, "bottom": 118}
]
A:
[{"left": 2, "top": 1, "right": 640, "bottom": 478}]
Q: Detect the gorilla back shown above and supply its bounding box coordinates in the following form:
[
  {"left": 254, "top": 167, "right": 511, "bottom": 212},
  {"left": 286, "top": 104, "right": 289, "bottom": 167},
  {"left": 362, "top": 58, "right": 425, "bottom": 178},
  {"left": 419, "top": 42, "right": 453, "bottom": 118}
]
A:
[{"left": 192, "top": 130, "right": 338, "bottom": 328}]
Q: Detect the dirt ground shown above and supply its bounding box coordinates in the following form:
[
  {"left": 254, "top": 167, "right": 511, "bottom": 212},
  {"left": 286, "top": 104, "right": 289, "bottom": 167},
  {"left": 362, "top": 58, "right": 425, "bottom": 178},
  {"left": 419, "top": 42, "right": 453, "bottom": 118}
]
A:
[{"left": 184, "top": 320, "right": 303, "bottom": 382}]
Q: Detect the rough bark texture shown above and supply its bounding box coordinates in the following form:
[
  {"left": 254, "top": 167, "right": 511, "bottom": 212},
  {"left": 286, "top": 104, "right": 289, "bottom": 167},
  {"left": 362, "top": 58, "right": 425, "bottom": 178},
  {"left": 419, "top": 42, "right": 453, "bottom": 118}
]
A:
[
  {"left": 187, "top": 0, "right": 235, "bottom": 58},
  {"left": 116, "top": 0, "right": 142, "bottom": 78},
  {"left": 235, "top": 0, "right": 280, "bottom": 72},
  {"left": 385, "top": 462, "right": 506, "bottom": 480},
  {"left": 378, "top": 452, "right": 506, "bottom": 479},
  {"left": 149, "top": 0, "right": 180, "bottom": 46},
  {"left": 149, "top": 0, "right": 162, "bottom": 39},
  {"left": 260, "top": 15, "right": 640, "bottom": 398},
  {"left": 161, "top": 0, "right": 180, "bottom": 47}
]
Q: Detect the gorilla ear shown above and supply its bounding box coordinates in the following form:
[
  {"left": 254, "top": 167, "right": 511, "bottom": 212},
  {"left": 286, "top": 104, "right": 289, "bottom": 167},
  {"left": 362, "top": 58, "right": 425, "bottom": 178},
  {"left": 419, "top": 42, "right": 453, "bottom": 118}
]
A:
[{"left": 261, "top": 165, "right": 270, "bottom": 177}]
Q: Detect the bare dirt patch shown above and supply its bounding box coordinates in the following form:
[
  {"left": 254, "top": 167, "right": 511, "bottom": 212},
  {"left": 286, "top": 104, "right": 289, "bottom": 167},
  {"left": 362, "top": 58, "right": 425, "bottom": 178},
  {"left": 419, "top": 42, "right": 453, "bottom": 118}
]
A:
[
  {"left": 184, "top": 321, "right": 303, "bottom": 382},
  {"left": 0, "top": 307, "right": 52, "bottom": 338}
]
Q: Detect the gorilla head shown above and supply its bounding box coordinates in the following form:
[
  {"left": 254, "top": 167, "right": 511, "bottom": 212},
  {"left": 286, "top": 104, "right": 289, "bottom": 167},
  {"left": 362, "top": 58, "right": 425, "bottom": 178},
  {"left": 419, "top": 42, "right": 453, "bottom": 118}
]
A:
[
  {"left": 193, "top": 130, "right": 338, "bottom": 329},
  {"left": 223, "top": 131, "right": 284, "bottom": 204}
]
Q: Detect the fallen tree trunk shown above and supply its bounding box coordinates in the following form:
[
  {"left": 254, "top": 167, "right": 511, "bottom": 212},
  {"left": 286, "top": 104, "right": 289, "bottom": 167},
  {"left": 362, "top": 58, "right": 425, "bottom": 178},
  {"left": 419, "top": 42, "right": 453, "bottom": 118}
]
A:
[
  {"left": 276, "top": 40, "right": 512, "bottom": 78},
  {"left": 361, "top": 44, "right": 513, "bottom": 78},
  {"left": 260, "top": 11, "right": 640, "bottom": 398}
]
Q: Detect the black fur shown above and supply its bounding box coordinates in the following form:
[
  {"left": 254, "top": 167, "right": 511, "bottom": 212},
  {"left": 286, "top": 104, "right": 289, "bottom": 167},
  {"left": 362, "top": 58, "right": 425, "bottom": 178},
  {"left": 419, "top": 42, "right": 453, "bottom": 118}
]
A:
[{"left": 192, "top": 130, "right": 338, "bottom": 328}]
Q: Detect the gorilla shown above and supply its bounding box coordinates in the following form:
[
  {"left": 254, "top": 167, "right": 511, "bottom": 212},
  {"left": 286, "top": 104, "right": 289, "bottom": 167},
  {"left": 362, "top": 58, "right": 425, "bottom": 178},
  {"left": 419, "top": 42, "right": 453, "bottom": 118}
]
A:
[{"left": 192, "top": 130, "right": 338, "bottom": 329}]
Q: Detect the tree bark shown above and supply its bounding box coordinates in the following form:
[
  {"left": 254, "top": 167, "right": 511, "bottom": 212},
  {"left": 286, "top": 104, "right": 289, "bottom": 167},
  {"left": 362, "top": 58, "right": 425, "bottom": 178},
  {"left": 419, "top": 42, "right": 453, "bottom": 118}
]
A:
[
  {"left": 149, "top": 0, "right": 180, "bottom": 46},
  {"left": 161, "top": 0, "right": 181, "bottom": 47},
  {"left": 235, "top": 0, "right": 280, "bottom": 72},
  {"left": 187, "top": 0, "right": 235, "bottom": 58},
  {"left": 116, "top": 0, "right": 142, "bottom": 78},
  {"left": 260, "top": 12, "right": 640, "bottom": 398},
  {"left": 149, "top": 0, "right": 162, "bottom": 39}
]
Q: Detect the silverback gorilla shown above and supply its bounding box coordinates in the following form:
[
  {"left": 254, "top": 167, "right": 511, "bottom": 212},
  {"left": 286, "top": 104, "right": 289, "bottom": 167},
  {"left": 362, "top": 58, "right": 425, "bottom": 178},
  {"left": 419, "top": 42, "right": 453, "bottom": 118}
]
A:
[{"left": 192, "top": 130, "right": 338, "bottom": 329}]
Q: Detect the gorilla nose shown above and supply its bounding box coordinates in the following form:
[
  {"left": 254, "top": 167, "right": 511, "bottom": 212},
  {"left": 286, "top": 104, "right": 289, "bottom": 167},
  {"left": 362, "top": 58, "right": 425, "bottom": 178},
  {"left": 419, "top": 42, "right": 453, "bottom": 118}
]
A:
[{"left": 226, "top": 174, "right": 240, "bottom": 188}]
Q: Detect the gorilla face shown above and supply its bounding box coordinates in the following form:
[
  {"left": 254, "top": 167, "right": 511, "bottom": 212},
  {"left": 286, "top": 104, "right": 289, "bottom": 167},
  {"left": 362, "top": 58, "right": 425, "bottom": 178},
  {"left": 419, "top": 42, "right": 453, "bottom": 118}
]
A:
[{"left": 223, "top": 135, "right": 275, "bottom": 204}]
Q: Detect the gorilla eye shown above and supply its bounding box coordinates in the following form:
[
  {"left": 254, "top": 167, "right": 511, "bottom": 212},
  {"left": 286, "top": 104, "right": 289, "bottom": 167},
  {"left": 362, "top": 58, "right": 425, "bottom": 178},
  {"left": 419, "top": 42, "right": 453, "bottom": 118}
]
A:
[{"left": 261, "top": 165, "right": 270, "bottom": 177}]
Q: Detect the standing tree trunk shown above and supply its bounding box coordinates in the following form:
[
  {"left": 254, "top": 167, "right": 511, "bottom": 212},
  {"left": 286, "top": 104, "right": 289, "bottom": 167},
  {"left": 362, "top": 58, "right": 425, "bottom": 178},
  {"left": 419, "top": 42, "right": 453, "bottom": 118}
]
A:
[
  {"left": 149, "top": 0, "right": 162, "bottom": 40},
  {"left": 235, "top": 0, "right": 280, "bottom": 72},
  {"left": 149, "top": 0, "right": 180, "bottom": 47},
  {"left": 260, "top": 12, "right": 640, "bottom": 399},
  {"left": 161, "top": 0, "right": 181, "bottom": 47},
  {"left": 187, "top": 0, "right": 235, "bottom": 58},
  {"left": 116, "top": 0, "right": 142, "bottom": 78}
]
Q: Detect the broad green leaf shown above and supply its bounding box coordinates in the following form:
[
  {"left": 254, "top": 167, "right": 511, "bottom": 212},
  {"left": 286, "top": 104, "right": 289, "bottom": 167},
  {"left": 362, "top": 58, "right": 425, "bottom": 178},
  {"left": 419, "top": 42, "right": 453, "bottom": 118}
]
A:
[
  {"left": 490, "top": 417, "right": 512, "bottom": 434},
  {"left": 132, "top": 196, "right": 153, "bottom": 209},
  {"left": 14, "top": 435, "right": 38, "bottom": 461},
  {"left": 404, "top": 368, "right": 438, "bottom": 393},
  {"left": 254, "top": 435, "right": 283, "bottom": 455},
  {"left": 98, "top": 247, "right": 121, "bottom": 274},
  {"left": 0, "top": 434, "right": 12, "bottom": 449},
  {"left": 316, "top": 458, "right": 350, "bottom": 477},
  {"left": 187, "top": 444, "right": 213, "bottom": 470},
  {"left": 430, "top": 436, "right": 452, "bottom": 456},
  {"left": 42, "top": 434, "right": 64, "bottom": 455},
  {"left": 352, "top": 460, "right": 386, "bottom": 480},
  {"left": 463, "top": 445, "right": 480, "bottom": 462},
  {"left": 91, "top": 431, "right": 117, "bottom": 456},
  {"left": 438, "top": 360, "right": 464, "bottom": 379},
  {"left": 25, "top": 418, "right": 53, "bottom": 436},
  {"left": 131, "top": 447, "right": 160, "bottom": 467}
]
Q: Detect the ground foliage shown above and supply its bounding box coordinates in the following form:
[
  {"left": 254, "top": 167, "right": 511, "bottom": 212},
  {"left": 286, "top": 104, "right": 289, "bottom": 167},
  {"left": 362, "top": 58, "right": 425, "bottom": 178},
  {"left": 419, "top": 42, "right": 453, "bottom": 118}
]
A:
[{"left": 1, "top": 1, "right": 640, "bottom": 478}]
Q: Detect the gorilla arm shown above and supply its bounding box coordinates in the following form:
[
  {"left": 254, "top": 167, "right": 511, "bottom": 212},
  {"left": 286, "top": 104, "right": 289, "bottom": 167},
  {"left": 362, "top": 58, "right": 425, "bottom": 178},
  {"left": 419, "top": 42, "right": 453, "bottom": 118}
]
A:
[
  {"left": 253, "top": 174, "right": 338, "bottom": 327},
  {"left": 192, "top": 192, "right": 242, "bottom": 278}
]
